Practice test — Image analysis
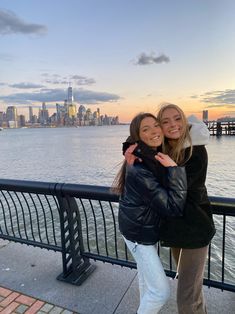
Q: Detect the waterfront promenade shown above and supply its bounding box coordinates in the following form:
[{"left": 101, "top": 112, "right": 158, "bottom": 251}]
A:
[{"left": 0, "top": 240, "right": 234, "bottom": 314}]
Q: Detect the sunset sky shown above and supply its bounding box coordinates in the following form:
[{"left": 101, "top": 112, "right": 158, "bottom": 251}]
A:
[{"left": 1, "top": 0, "right": 235, "bottom": 122}]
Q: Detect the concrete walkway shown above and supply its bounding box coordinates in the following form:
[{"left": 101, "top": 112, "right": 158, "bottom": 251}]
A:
[{"left": 0, "top": 240, "right": 234, "bottom": 314}]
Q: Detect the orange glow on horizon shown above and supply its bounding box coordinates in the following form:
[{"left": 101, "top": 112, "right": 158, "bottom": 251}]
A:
[
  {"left": 101, "top": 100, "right": 234, "bottom": 123},
  {"left": 0, "top": 99, "right": 233, "bottom": 124}
]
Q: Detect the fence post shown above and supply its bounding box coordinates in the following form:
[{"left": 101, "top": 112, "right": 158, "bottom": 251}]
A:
[{"left": 56, "top": 185, "right": 95, "bottom": 285}]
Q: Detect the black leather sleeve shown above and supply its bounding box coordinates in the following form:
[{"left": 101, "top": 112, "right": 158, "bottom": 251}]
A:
[{"left": 134, "top": 166, "right": 187, "bottom": 218}]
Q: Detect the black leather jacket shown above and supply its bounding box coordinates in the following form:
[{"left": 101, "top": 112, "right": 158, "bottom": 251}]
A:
[{"left": 118, "top": 162, "right": 187, "bottom": 245}]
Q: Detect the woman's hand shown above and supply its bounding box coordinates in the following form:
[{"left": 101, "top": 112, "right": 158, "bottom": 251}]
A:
[
  {"left": 124, "top": 143, "right": 141, "bottom": 165},
  {"left": 155, "top": 152, "right": 177, "bottom": 167}
]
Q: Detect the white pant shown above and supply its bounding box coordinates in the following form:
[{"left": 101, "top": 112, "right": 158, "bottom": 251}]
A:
[{"left": 124, "top": 237, "right": 170, "bottom": 314}]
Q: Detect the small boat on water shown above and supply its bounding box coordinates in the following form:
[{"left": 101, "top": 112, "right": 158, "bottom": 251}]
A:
[{"left": 0, "top": 127, "right": 3, "bottom": 131}]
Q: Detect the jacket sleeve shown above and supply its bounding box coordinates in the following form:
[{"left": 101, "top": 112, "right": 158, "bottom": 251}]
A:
[
  {"left": 185, "top": 145, "right": 208, "bottom": 189},
  {"left": 134, "top": 166, "right": 187, "bottom": 218}
]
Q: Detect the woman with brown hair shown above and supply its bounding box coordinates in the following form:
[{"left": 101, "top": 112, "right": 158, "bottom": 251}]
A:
[
  {"left": 114, "top": 112, "right": 187, "bottom": 313},
  {"left": 124, "top": 104, "right": 215, "bottom": 314}
]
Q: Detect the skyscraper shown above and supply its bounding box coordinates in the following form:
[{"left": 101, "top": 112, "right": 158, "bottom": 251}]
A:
[
  {"left": 68, "top": 104, "right": 76, "bottom": 119},
  {"left": 202, "top": 110, "right": 208, "bottom": 122},
  {"left": 78, "top": 105, "right": 86, "bottom": 126},
  {"left": 29, "top": 106, "right": 33, "bottom": 123},
  {"left": 39, "top": 102, "right": 49, "bottom": 125},
  {"left": 6, "top": 106, "right": 17, "bottom": 121},
  {"left": 67, "top": 86, "right": 74, "bottom": 105},
  {"left": 6, "top": 106, "right": 18, "bottom": 128}
]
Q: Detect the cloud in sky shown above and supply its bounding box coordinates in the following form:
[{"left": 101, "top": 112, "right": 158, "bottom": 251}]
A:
[
  {"left": 0, "top": 88, "right": 120, "bottom": 105},
  {"left": 200, "top": 89, "right": 235, "bottom": 107},
  {"left": 206, "top": 104, "right": 235, "bottom": 109},
  {"left": 0, "top": 9, "right": 47, "bottom": 35},
  {"left": 70, "top": 75, "right": 96, "bottom": 86},
  {"left": 75, "top": 88, "right": 120, "bottom": 104},
  {"left": 41, "top": 74, "right": 96, "bottom": 86},
  {"left": 134, "top": 52, "right": 170, "bottom": 65},
  {"left": 9, "top": 82, "right": 45, "bottom": 89}
]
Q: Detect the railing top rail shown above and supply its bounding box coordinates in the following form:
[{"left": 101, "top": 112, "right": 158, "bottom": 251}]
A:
[
  {"left": 59, "top": 183, "right": 118, "bottom": 202},
  {"left": 0, "top": 178, "right": 234, "bottom": 214},
  {"left": 209, "top": 196, "right": 235, "bottom": 215},
  {"left": 0, "top": 178, "right": 57, "bottom": 195}
]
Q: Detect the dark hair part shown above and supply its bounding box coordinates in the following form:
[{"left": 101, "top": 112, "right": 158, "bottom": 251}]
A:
[{"left": 112, "top": 112, "right": 159, "bottom": 195}]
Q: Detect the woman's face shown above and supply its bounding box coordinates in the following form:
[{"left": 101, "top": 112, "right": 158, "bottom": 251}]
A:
[
  {"left": 139, "top": 117, "right": 163, "bottom": 148},
  {"left": 160, "top": 108, "right": 184, "bottom": 140}
]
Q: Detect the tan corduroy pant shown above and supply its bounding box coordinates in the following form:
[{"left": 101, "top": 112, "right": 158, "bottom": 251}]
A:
[{"left": 171, "top": 246, "right": 208, "bottom": 314}]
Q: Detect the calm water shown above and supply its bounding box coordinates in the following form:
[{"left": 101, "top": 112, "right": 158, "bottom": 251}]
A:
[
  {"left": 0, "top": 125, "right": 234, "bottom": 197},
  {"left": 0, "top": 126, "right": 234, "bottom": 283}
]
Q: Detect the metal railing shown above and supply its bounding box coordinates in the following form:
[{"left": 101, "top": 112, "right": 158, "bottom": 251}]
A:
[{"left": 0, "top": 178, "right": 234, "bottom": 292}]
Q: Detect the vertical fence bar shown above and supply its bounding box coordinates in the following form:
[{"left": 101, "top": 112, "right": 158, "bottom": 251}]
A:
[{"left": 55, "top": 185, "right": 95, "bottom": 285}]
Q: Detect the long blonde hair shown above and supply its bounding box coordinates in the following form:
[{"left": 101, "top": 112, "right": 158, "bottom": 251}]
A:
[{"left": 157, "top": 103, "right": 192, "bottom": 165}]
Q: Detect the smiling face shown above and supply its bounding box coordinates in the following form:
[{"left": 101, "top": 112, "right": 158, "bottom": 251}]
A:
[
  {"left": 139, "top": 117, "right": 163, "bottom": 149},
  {"left": 160, "top": 107, "right": 184, "bottom": 140}
]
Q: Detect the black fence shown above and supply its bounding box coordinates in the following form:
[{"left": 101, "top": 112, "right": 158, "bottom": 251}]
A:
[{"left": 0, "top": 178, "right": 234, "bottom": 292}]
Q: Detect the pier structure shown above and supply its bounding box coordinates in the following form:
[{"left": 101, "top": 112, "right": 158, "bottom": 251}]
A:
[{"left": 207, "top": 120, "right": 235, "bottom": 136}]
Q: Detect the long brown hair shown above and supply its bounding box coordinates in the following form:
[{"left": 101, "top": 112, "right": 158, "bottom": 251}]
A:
[
  {"left": 157, "top": 103, "right": 192, "bottom": 165},
  {"left": 112, "top": 112, "right": 159, "bottom": 195}
]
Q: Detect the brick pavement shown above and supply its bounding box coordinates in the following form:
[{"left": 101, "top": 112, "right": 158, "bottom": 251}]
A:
[{"left": 0, "top": 286, "right": 78, "bottom": 314}]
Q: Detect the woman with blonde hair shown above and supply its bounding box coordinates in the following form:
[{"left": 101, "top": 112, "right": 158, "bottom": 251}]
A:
[
  {"left": 124, "top": 104, "right": 215, "bottom": 314},
  {"left": 157, "top": 103, "right": 215, "bottom": 314}
]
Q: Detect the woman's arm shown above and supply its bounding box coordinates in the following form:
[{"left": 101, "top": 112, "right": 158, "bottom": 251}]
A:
[{"left": 134, "top": 165, "right": 187, "bottom": 218}]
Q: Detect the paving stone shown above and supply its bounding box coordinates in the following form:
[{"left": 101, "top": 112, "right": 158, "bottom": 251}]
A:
[
  {"left": 15, "top": 304, "right": 29, "bottom": 314},
  {"left": 16, "top": 295, "right": 36, "bottom": 306},
  {"left": 1, "top": 301, "right": 19, "bottom": 314},
  {"left": 39, "top": 303, "right": 54, "bottom": 312},
  {"left": 61, "top": 310, "right": 74, "bottom": 314},
  {"left": 48, "top": 306, "right": 64, "bottom": 314},
  {"left": 0, "top": 287, "right": 12, "bottom": 298},
  {"left": 24, "top": 300, "right": 44, "bottom": 314},
  {"left": 0, "top": 291, "right": 20, "bottom": 307}
]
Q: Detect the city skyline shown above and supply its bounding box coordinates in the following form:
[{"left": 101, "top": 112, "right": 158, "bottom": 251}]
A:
[
  {"left": 0, "top": 87, "right": 119, "bottom": 128},
  {"left": 1, "top": 1, "right": 235, "bottom": 122}
]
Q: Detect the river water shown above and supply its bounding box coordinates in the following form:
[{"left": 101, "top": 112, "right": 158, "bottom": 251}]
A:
[{"left": 0, "top": 126, "right": 234, "bottom": 283}]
